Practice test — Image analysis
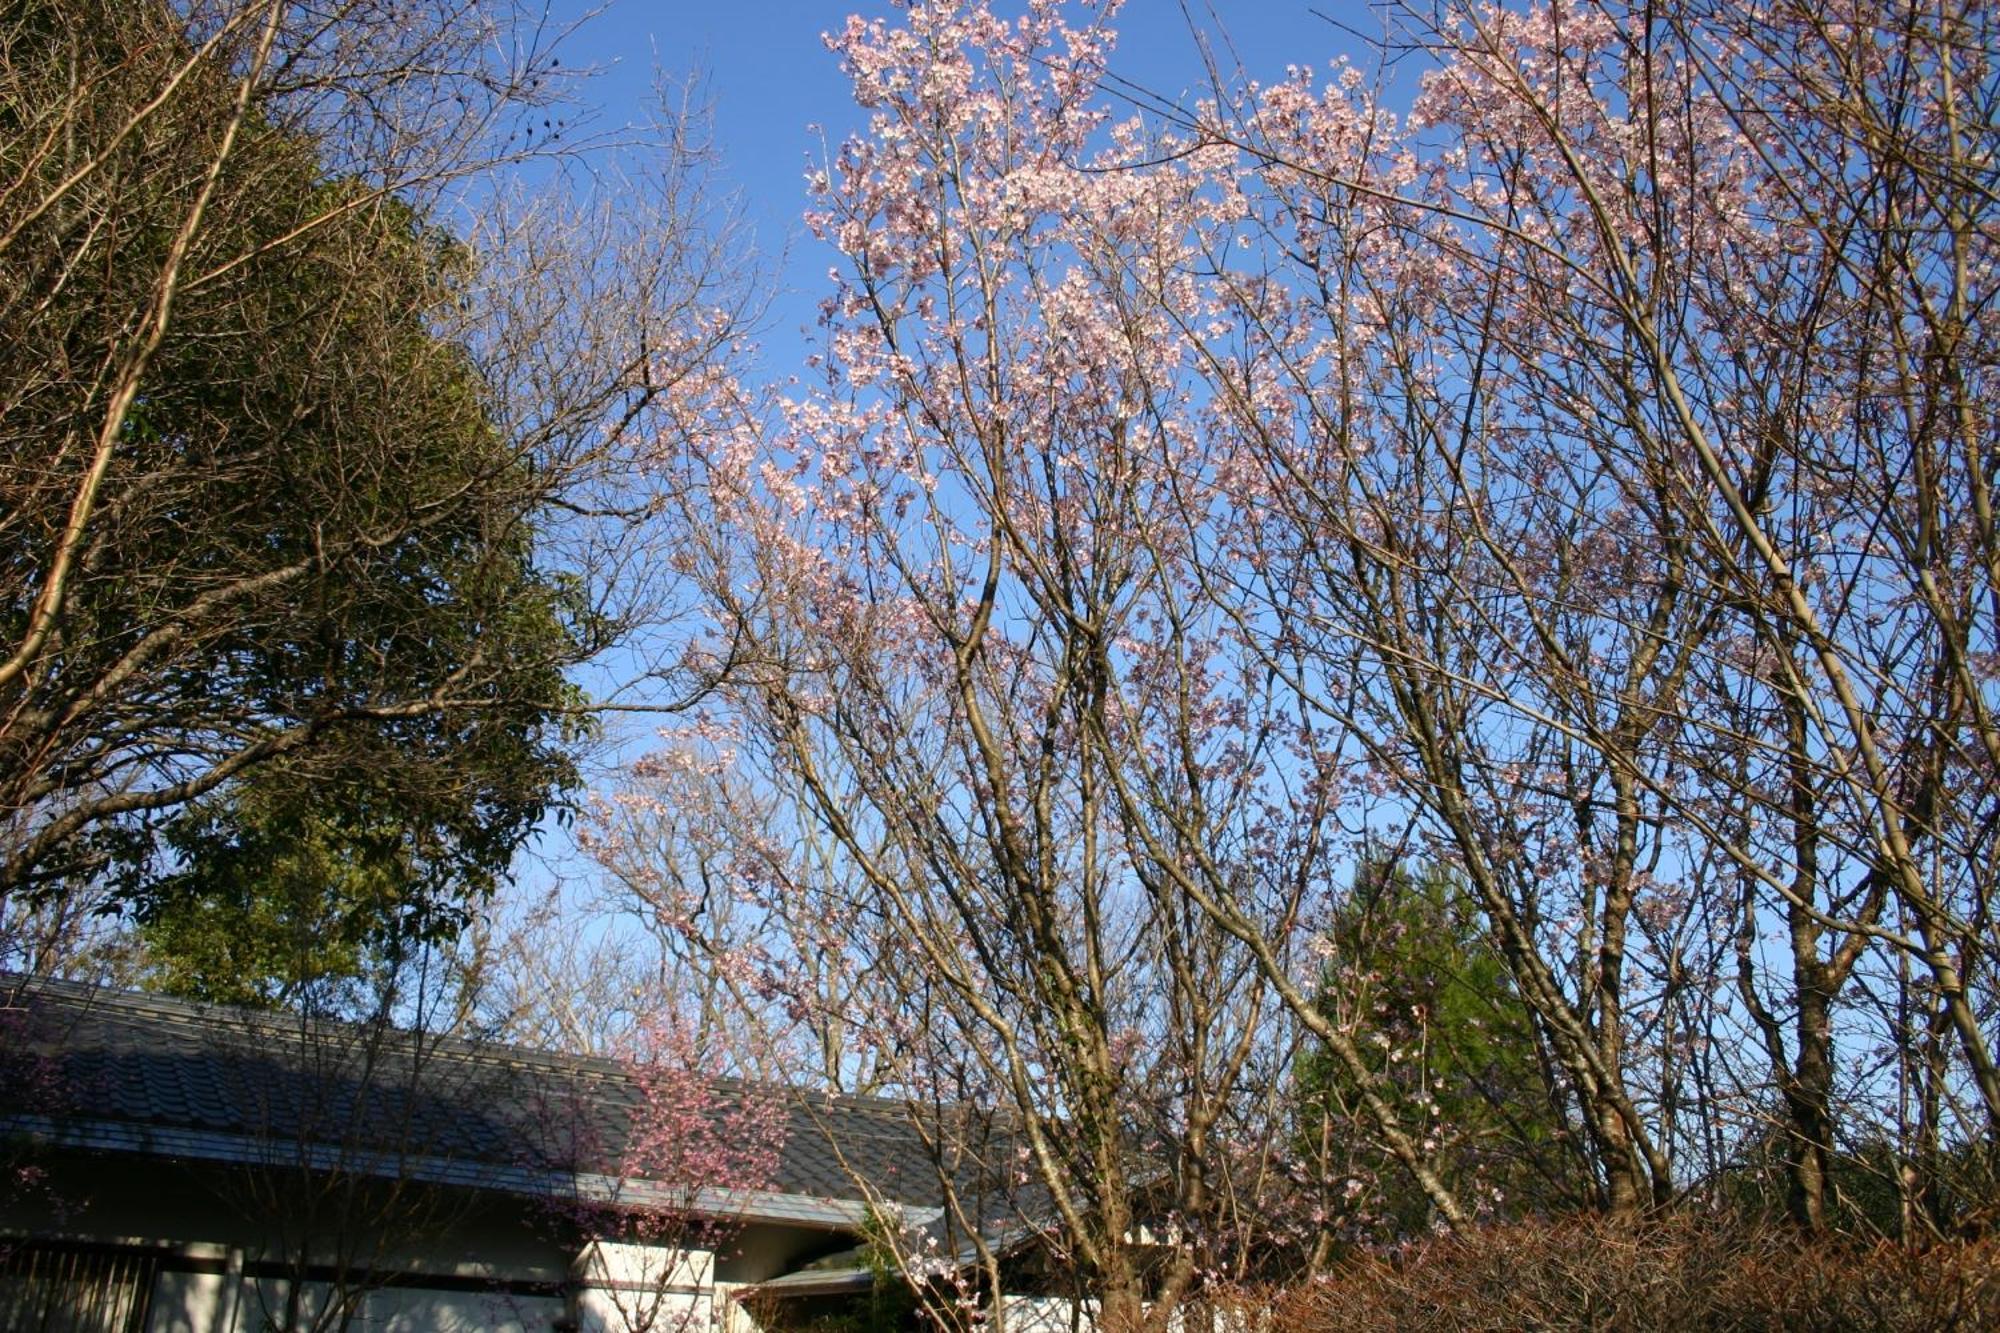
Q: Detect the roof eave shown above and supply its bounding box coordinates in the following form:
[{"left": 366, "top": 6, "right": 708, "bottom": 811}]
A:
[{"left": 0, "top": 1114, "right": 942, "bottom": 1234}]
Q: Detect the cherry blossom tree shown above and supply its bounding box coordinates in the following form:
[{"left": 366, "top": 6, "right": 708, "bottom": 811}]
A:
[
  {"left": 1186, "top": 0, "right": 2000, "bottom": 1229},
  {"left": 629, "top": 2, "right": 1998, "bottom": 1318},
  {"left": 528, "top": 1009, "right": 788, "bottom": 1333},
  {"left": 650, "top": 7, "right": 1457, "bottom": 1326}
]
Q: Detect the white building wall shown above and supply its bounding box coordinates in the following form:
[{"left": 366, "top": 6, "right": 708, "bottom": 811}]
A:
[
  {"left": 571, "top": 1240, "right": 716, "bottom": 1333},
  {"left": 358, "top": 1285, "right": 567, "bottom": 1332},
  {"left": 145, "top": 1268, "right": 231, "bottom": 1333},
  {"left": 989, "top": 1294, "right": 1270, "bottom": 1333},
  {"left": 1000, "top": 1294, "right": 1100, "bottom": 1332},
  {"left": 140, "top": 1270, "right": 566, "bottom": 1333}
]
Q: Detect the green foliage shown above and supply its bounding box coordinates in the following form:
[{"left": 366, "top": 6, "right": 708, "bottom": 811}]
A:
[
  {"left": 135, "top": 731, "right": 566, "bottom": 1006},
  {"left": 852, "top": 1208, "right": 924, "bottom": 1332},
  {"left": 1296, "top": 856, "right": 1563, "bottom": 1236},
  {"left": 1721, "top": 1134, "right": 2000, "bottom": 1242},
  {"left": 1, "top": 0, "right": 605, "bottom": 996},
  {"left": 135, "top": 776, "right": 404, "bottom": 1008},
  {"left": 742, "top": 1209, "right": 923, "bottom": 1333}
]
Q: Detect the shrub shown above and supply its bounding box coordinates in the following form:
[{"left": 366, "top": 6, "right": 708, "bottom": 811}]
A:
[{"left": 1272, "top": 1214, "right": 2000, "bottom": 1332}]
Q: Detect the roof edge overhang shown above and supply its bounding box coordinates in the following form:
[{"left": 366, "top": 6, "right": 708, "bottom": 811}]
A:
[
  {"left": 740, "top": 1266, "right": 880, "bottom": 1299},
  {"left": 0, "top": 1114, "right": 943, "bottom": 1234}
]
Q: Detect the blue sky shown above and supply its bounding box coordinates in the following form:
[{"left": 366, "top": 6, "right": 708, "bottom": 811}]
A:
[
  {"left": 519, "top": 1, "right": 1400, "bottom": 882},
  {"left": 546, "top": 1, "right": 1392, "bottom": 355}
]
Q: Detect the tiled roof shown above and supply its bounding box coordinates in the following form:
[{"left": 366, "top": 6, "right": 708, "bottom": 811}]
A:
[{"left": 0, "top": 976, "right": 1020, "bottom": 1221}]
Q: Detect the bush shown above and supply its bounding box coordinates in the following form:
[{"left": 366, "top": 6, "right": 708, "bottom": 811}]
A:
[{"left": 1271, "top": 1214, "right": 2000, "bottom": 1332}]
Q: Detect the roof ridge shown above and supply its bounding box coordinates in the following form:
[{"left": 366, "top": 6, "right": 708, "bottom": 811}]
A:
[
  {"left": 5, "top": 972, "right": 649, "bottom": 1084},
  {"left": 3, "top": 974, "right": 994, "bottom": 1120}
]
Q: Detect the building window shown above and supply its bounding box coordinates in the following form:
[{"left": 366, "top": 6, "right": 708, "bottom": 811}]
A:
[{"left": 0, "top": 1242, "right": 158, "bottom": 1333}]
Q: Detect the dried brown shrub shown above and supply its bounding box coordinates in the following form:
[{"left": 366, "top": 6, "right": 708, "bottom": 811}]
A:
[{"left": 1270, "top": 1214, "right": 2000, "bottom": 1332}]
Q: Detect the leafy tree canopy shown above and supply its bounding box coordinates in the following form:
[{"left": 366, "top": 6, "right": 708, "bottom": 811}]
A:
[
  {"left": 1296, "top": 856, "right": 1562, "bottom": 1238},
  {"left": 0, "top": 0, "right": 639, "bottom": 998}
]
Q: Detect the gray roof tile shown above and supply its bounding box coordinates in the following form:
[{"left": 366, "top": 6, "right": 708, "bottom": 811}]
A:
[{"left": 1, "top": 976, "right": 1016, "bottom": 1218}]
